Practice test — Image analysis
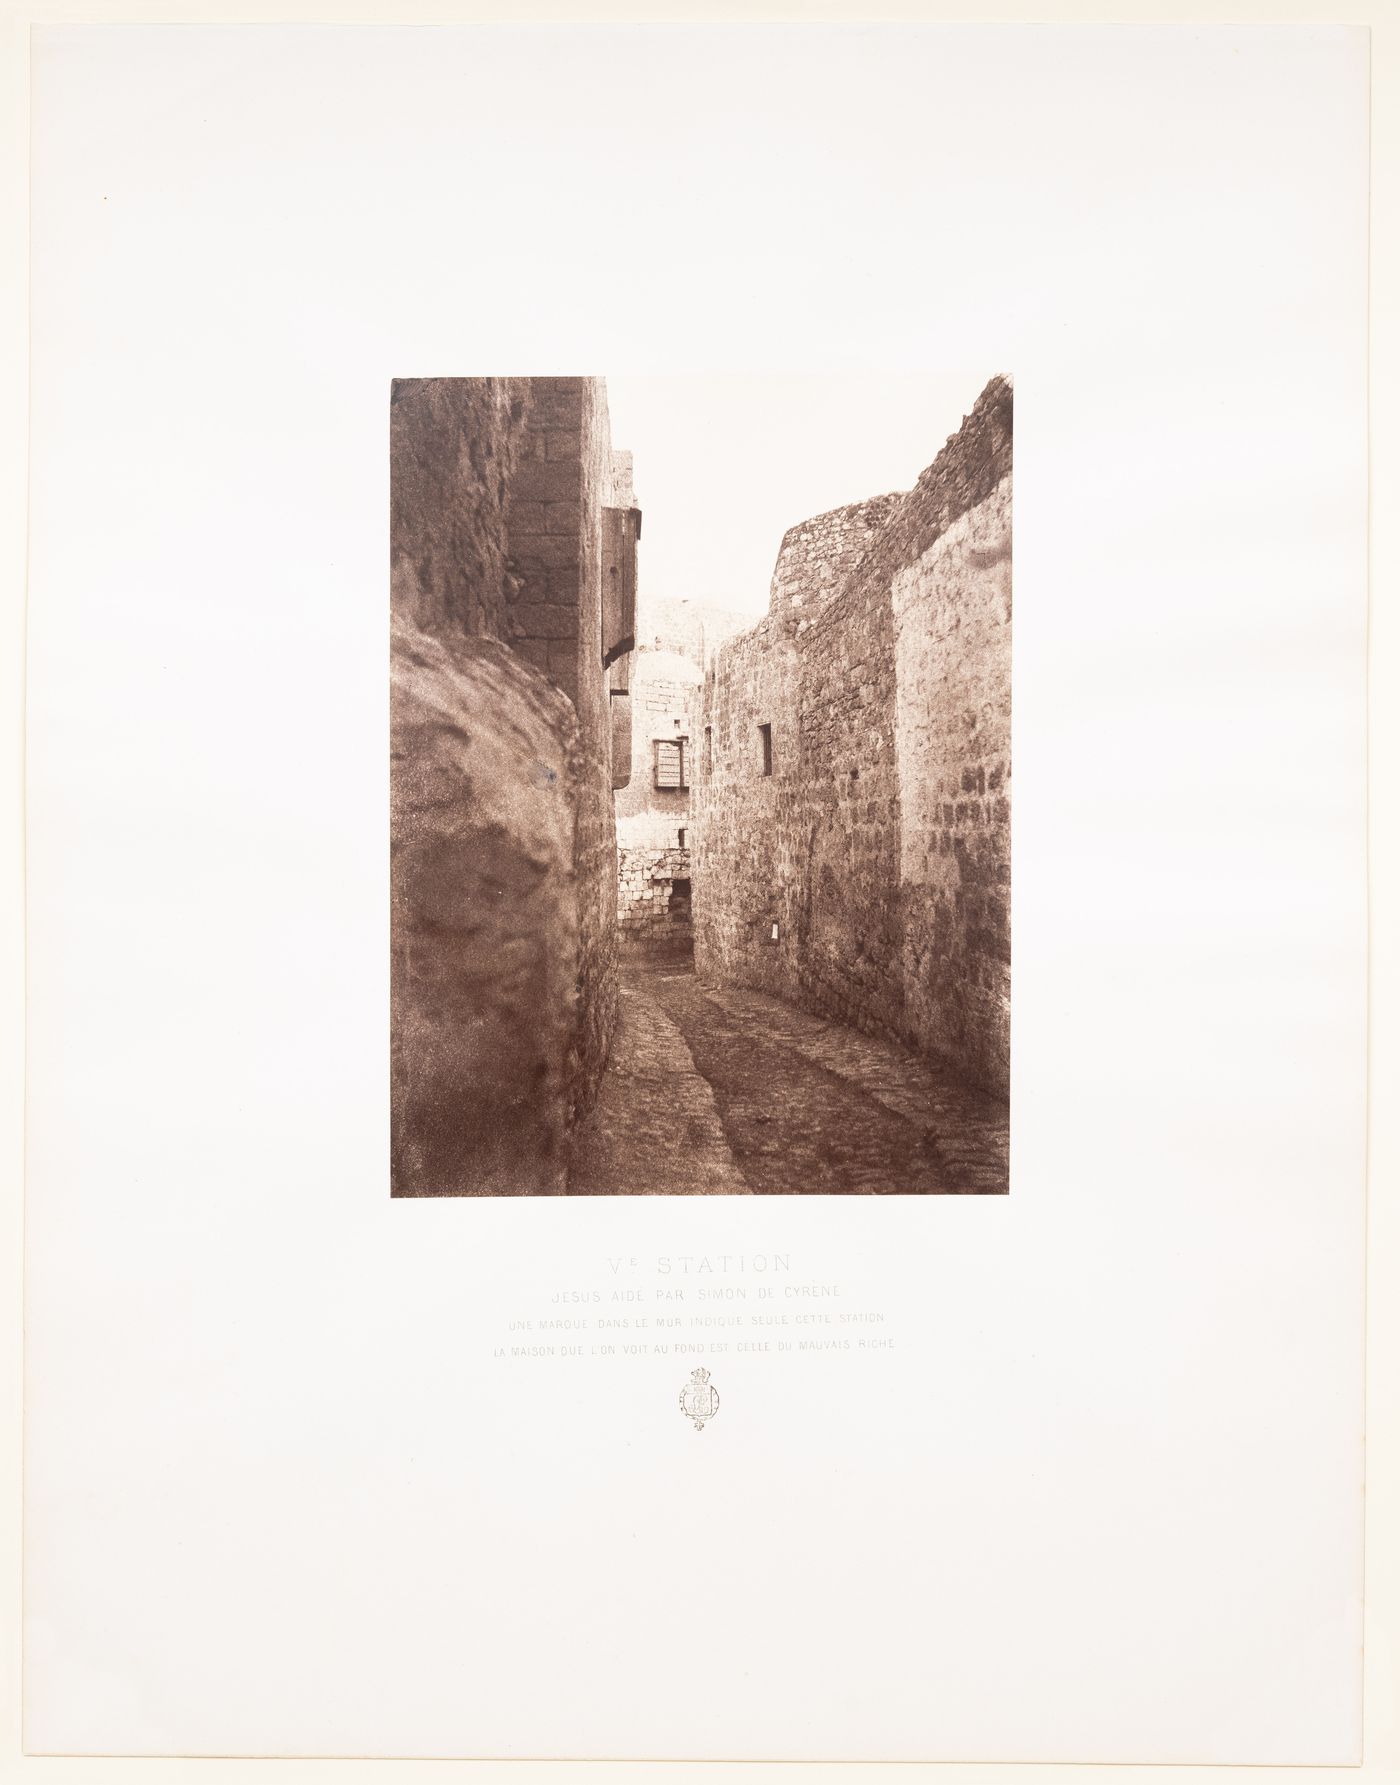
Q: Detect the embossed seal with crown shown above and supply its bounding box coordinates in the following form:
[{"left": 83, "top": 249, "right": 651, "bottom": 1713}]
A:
[{"left": 679, "top": 1366, "right": 720, "bottom": 1432}]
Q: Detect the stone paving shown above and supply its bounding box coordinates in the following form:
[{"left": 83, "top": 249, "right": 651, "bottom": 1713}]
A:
[
  {"left": 567, "top": 972, "right": 752, "bottom": 1194},
  {"left": 568, "top": 965, "right": 1008, "bottom": 1195}
]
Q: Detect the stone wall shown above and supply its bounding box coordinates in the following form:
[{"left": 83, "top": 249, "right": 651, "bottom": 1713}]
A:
[
  {"left": 614, "top": 654, "right": 700, "bottom": 848},
  {"left": 691, "top": 612, "right": 801, "bottom": 999},
  {"left": 767, "top": 493, "right": 903, "bottom": 629},
  {"left": 693, "top": 375, "right": 1012, "bottom": 1097},
  {"left": 389, "top": 617, "right": 583, "bottom": 1193},
  {"left": 570, "top": 380, "right": 632, "bottom": 1113},
  {"left": 617, "top": 846, "right": 694, "bottom": 958},
  {"left": 614, "top": 649, "right": 698, "bottom": 958},
  {"left": 391, "top": 377, "right": 530, "bottom": 642},
  {"left": 390, "top": 376, "right": 636, "bottom": 1194},
  {"left": 611, "top": 594, "right": 749, "bottom": 958}
]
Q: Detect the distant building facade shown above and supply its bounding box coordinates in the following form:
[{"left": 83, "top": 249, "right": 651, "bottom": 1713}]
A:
[{"left": 613, "top": 595, "right": 750, "bottom": 959}]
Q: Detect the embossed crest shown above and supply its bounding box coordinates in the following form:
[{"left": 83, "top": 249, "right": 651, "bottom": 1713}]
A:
[{"left": 678, "top": 1366, "right": 720, "bottom": 1432}]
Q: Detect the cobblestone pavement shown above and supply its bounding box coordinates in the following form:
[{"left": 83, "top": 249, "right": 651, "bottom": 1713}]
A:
[
  {"left": 568, "top": 972, "right": 752, "bottom": 1194},
  {"left": 569, "top": 964, "right": 1008, "bottom": 1194}
]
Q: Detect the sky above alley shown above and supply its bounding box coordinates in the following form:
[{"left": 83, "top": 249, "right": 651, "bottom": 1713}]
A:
[{"left": 605, "top": 372, "right": 1000, "bottom": 621}]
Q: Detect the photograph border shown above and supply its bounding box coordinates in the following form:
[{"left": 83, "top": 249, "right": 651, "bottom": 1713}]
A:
[{"left": 4, "top": 1, "right": 1393, "bottom": 1778}]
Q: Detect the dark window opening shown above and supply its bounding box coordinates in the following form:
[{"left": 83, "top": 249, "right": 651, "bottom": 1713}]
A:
[
  {"left": 759, "top": 722, "right": 773, "bottom": 777},
  {"left": 678, "top": 828, "right": 687, "bottom": 848}
]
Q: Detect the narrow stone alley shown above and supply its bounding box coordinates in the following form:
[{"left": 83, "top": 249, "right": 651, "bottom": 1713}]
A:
[
  {"left": 390, "top": 375, "right": 1011, "bottom": 1197},
  {"left": 569, "top": 966, "right": 1009, "bottom": 1195}
]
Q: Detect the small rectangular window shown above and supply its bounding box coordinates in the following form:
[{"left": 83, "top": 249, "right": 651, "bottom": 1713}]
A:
[
  {"left": 654, "top": 738, "right": 687, "bottom": 790},
  {"left": 759, "top": 722, "right": 773, "bottom": 777}
]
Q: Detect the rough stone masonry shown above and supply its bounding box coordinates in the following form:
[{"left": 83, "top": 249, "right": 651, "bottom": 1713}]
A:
[
  {"left": 390, "top": 377, "right": 639, "bottom": 1194},
  {"left": 612, "top": 594, "right": 749, "bottom": 961},
  {"left": 693, "top": 375, "right": 1012, "bottom": 1097}
]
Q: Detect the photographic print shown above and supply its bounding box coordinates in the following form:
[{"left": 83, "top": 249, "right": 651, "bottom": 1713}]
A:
[
  {"left": 390, "top": 374, "right": 1012, "bottom": 1194},
  {"left": 24, "top": 17, "right": 1372, "bottom": 1766}
]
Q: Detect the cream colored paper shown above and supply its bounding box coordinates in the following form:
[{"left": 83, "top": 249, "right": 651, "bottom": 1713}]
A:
[{"left": 23, "top": 22, "right": 1368, "bottom": 1762}]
